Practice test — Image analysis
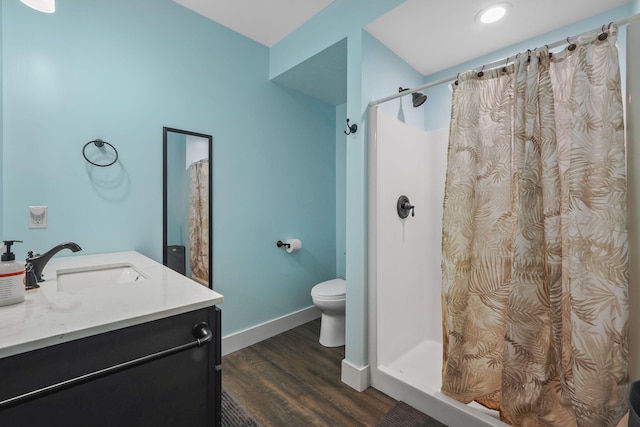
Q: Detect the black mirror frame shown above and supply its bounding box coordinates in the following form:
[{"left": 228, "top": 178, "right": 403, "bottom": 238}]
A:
[{"left": 162, "top": 126, "right": 213, "bottom": 289}]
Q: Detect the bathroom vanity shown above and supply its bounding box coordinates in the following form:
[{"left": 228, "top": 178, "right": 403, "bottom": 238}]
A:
[{"left": 0, "top": 251, "right": 223, "bottom": 426}]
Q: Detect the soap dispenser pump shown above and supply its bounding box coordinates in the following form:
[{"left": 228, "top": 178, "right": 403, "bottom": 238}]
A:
[{"left": 0, "top": 240, "right": 26, "bottom": 306}]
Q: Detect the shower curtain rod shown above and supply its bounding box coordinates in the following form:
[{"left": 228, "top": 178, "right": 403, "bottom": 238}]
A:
[{"left": 368, "top": 12, "right": 640, "bottom": 107}]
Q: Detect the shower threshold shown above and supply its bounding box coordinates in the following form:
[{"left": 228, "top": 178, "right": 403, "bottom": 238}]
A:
[{"left": 378, "top": 339, "right": 500, "bottom": 421}]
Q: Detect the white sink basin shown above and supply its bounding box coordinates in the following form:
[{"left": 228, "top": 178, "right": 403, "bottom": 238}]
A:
[{"left": 56, "top": 263, "right": 148, "bottom": 291}]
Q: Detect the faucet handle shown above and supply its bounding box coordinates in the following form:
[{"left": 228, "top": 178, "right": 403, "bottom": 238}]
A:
[
  {"left": 24, "top": 263, "right": 40, "bottom": 289},
  {"left": 27, "top": 251, "right": 34, "bottom": 258}
]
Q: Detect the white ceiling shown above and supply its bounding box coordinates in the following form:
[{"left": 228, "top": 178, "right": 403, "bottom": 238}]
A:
[
  {"left": 172, "top": 0, "right": 334, "bottom": 48},
  {"left": 173, "top": 0, "right": 632, "bottom": 76},
  {"left": 365, "top": 0, "right": 632, "bottom": 76}
]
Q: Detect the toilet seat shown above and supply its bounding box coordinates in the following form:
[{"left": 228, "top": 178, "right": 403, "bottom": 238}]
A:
[{"left": 311, "top": 279, "right": 346, "bottom": 301}]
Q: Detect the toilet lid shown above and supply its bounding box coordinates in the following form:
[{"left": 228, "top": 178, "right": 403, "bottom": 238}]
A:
[{"left": 311, "top": 279, "right": 346, "bottom": 298}]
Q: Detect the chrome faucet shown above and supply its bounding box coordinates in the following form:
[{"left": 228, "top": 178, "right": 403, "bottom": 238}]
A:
[{"left": 25, "top": 242, "right": 82, "bottom": 289}]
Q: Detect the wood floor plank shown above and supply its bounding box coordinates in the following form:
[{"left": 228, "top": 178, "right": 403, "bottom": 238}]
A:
[{"left": 223, "top": 319, "right": 396, "bottom": 426}]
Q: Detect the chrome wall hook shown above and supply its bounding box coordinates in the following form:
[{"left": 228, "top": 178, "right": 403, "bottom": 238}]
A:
[{"left": 344, "top": 119, "right": 358, "bottom": 135}]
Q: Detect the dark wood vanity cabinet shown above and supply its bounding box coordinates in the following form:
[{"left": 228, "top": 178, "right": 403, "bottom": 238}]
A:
[{"left": 0, "top": 306, "right": 221, "bottom": 427}]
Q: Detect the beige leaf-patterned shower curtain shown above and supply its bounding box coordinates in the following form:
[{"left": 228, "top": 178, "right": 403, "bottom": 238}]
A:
[
  {"left": 189, "top": 159, "right": 209, "bottom": 285},
  {"left": 441, "top": 25, "right": 628, "bottom": 427}
]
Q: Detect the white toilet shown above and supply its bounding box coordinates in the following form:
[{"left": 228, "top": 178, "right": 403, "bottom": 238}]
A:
[{"left": 311, "top": 278, "right": 346, "bottom": 347}]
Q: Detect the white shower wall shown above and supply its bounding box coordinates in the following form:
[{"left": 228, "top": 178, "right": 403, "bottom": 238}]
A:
[
  {"left": 627, "top": 19, "right": 640, "bottom": 384},
  {"left": 375, "top": 108, "right": 447, "bottom": 366}
]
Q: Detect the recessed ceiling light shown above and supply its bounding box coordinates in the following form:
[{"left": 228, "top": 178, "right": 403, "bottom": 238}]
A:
[{"left": 477, "top": 3, "right": 510, "bottom": 24}]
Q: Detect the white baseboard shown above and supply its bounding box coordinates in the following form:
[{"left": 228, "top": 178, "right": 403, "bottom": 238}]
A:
[
  {"left": 341, "top": 359, "right": 370, "bottom": 392},
  {"left": 222, "top": 306, "right": 321, "bottom": 356}
]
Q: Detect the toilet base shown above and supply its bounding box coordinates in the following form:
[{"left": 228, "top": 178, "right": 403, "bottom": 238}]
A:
[{"left": 319, "top": 314, "right": 345, "bottom": 347}]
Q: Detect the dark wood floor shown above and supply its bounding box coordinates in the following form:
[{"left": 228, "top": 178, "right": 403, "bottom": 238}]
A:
[{"left": 222, "top": 319, "right": 397, "bottom": 426}]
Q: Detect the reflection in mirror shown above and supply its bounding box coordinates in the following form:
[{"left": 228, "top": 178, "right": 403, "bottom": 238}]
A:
[{"left": 163, "top": 127, "right": 212, "bottom": 288}]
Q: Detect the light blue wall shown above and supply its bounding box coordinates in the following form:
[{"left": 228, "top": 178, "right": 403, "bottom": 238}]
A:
[
  {"left": 270, "top": 1, "right": 425, "bottom": 369},
  {"left": 269, "top": 0, "right": 405, "bottom": 80},
  {"left": 344, "top": 31, "right": 368, "bottom": 368},
  {"left": 336, "top": 103, "right": 346, "bottom": 278},
  {"left": 271, "top": 6, "right": 407, "bottom": 376},
  {"left": 363, "top": 32, "right": 425, "bottom": 130},
  {"left": 2, "top": 0, "right": 336, "bottom": 336},
  {"left": 273, "top": 38, "right": 347, "bottom": 106}
]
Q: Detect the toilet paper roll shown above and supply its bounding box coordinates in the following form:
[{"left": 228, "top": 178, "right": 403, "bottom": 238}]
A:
[{"left": 285, "top": 239, "right": 302, "bottom": 253}]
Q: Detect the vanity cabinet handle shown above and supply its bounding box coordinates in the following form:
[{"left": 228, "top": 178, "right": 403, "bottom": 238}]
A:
[{"left": 0, "top": 322, "right": 212, "bottom": 410}]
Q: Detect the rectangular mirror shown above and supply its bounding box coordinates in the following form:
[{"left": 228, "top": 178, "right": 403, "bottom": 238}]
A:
[{"left": 163, "top": 127, "right": 212, "bottom": 288}]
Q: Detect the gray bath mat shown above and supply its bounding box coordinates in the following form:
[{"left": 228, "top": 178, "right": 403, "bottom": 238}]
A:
[
  {"left": 222, "top": 390, "right": 261, "bottom": 427},
  {"left": 376, "top": 401, "right": 448, "bottom": 427}
]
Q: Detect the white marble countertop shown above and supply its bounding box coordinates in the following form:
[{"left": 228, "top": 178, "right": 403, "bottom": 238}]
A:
[{"left": 0, "top": 251, "right": 223, "bottom": 359}]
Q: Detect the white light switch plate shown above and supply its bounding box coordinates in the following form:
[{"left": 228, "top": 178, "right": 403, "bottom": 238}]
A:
[{"left": 29, "top": 206, "right": 47, "bottom": 228}]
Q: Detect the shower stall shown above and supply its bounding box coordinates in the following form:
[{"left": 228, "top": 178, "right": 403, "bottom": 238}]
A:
[
  {"left": 367, "top": 14, "right": 640, "bottom": 427},
  {"left": 367, "top": 106, "right": 508, "bottom": 427}
]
